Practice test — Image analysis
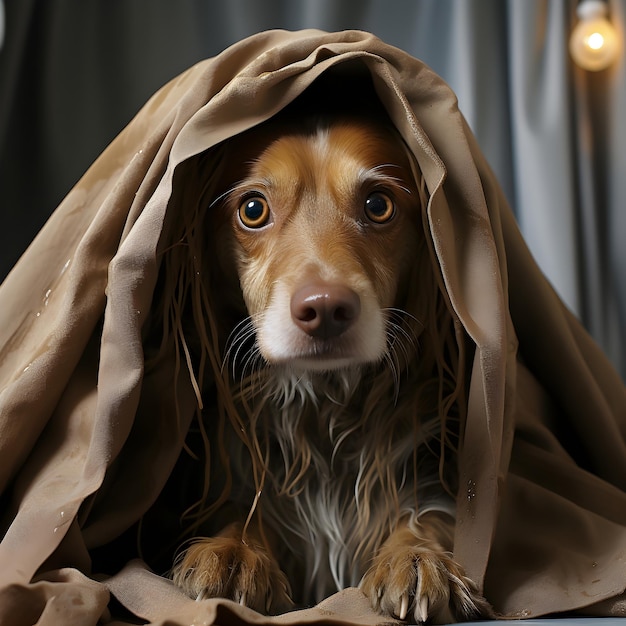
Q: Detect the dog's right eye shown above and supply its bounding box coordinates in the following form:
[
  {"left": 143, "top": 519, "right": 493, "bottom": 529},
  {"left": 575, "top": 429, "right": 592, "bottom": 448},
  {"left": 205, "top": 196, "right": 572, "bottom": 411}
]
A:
[{"left": 238, "top": 196, "right": 271, "bottom": 228}]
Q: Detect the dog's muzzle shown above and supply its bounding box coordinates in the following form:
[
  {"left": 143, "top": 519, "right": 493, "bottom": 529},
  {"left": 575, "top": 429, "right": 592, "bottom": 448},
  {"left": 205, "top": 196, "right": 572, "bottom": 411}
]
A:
[{"left": 290, "top": 283, "right": 361, "bottom": 340}]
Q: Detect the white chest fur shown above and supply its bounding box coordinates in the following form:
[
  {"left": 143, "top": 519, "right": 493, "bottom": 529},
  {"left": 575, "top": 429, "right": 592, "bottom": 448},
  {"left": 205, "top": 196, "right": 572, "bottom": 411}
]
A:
[{"left": 228, "top": 370, "right": 454, "bottom": 605}]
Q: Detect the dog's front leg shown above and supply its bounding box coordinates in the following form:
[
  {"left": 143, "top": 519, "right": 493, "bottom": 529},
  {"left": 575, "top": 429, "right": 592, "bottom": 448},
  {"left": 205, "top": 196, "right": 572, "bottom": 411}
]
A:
[
  {"left": 171, "top": 521, "right": 293, "bottom": 614},
  {"left": 360, "top": 511, "right": 492, "bottom": 624}
]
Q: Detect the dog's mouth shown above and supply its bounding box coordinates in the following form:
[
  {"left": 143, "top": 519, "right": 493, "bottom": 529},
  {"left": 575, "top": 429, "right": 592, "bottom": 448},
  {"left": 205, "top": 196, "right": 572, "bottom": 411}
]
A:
[{"left": 270, "top": 339, "right": 375, "bottom": 372}]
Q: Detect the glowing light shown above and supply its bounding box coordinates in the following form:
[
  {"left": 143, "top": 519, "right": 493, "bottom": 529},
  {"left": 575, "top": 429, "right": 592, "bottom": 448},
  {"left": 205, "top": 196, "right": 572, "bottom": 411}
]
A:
[
  {"left": 586, "top": 32, "right": 605, "bottom": 49},
  {"left": 569, "top": 0, "right": 620, "bottom": 71}
]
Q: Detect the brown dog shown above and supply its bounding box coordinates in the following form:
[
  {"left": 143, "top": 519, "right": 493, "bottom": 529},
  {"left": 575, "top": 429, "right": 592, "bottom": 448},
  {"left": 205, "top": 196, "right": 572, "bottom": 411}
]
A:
[{"left": 168, "top": 99, "right": 492, "bottom": 623}]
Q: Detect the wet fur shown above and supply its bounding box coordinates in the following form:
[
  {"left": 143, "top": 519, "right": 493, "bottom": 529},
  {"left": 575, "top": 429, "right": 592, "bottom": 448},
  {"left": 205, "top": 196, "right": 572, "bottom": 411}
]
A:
[{"left": 167, "top": 112, "right": 491, "bottom": 623}]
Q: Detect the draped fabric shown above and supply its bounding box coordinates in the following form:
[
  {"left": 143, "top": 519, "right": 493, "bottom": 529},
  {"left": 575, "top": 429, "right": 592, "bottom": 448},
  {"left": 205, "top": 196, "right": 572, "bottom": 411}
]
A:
[
  {"left": 0, "top": 1, "right": 624, "bottom": 378},
  {"left": 0, "top": 27, "right": 625, "bottom": 625}
]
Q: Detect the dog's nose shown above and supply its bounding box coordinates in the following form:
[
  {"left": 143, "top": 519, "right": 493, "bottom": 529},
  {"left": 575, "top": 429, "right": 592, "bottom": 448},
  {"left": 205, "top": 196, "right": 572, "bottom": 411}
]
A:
[{"left": 290, "top": 283, "right": 361, "bottom": 338}]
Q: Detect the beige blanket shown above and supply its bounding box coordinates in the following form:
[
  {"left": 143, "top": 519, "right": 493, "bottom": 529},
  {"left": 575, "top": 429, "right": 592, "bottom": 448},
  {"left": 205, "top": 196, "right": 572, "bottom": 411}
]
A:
[{"left": 1, "top": 29, "right": 625, "bottom": 625}]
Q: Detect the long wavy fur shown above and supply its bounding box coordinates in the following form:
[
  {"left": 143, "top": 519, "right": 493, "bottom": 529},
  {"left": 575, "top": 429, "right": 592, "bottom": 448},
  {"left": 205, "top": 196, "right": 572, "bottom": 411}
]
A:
[{"left": 146, "top": 121, "right": 466, "bottom": 602}]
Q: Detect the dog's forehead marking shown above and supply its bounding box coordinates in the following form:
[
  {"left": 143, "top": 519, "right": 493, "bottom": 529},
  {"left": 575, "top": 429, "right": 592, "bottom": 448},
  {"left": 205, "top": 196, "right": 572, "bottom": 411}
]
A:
[{"left": 247, "top": 123, "right": 413, "bottom": 215}]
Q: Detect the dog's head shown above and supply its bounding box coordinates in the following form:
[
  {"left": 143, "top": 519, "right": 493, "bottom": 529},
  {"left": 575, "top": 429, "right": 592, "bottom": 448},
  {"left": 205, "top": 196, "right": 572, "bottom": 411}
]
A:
[{"left": 209, "top": 113, "right": 427, "bottom": 377}]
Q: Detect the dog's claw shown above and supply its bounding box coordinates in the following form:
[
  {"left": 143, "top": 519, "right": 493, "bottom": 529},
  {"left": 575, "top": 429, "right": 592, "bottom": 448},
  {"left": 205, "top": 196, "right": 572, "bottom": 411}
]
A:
[
  {"left": 239, "top": 591, "right": 247, "bottom": 606},
  {"left": 417, "top": 595, "right": 429, "bottom": 623},
  {"left": 361, "top": 528, "right": 491, "bottom": 624},
  {"left": 399, "top": 593, "right": 409, "bottom": 620}
]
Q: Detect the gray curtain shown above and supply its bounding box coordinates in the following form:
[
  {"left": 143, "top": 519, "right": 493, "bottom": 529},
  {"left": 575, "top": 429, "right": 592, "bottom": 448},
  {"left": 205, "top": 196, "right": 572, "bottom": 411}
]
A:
[{"left": 0, "top": 0, "right": 623, "bottom": 377}]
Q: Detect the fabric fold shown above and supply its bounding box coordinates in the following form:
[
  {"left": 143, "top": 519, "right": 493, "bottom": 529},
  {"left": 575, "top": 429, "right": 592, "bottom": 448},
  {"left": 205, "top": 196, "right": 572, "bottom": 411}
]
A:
[{"left": 0, "top": 28, "right": 624, "bottom": 625}]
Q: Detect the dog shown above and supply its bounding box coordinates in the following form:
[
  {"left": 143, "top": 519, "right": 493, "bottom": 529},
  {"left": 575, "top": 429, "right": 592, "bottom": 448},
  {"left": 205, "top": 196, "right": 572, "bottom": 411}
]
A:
[{"left": 165, "top": 85, "right": 492, "bottom": 624}]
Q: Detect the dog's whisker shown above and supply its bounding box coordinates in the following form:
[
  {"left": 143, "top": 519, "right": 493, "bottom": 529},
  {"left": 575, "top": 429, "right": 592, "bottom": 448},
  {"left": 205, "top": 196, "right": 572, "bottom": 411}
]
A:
[
  {"left": 361, "top": 165, "right": 413, "bottom": 196},
  {"left": 381, "top": 308, "right": 425, "bottom": 403},
  {"left": 387, "top": 329, "right": 412, "bottom": 377},
  {"left": 223, "top": 315, "right": 254, "bottom": 348},
  {"left": 389, "top": 321, "right": 419, "bottom": 353},
  {"left": 223, "top": 316, "right": 263, "bottom": 382},
  {"left": 240, "top": 350, "right": 266, "bottom": 394},
  {"left": 385, "top": 310, "right": 417, "bottom": 380},
  {"left": 234, "top": 331, "right": 260, "bottom": 379},
  {"left": 209, "top": 179, "right": 253, "bottom": 209},
  {"left": 384, "top": 309, "right": 423, "bottom": 368},
  {"left": 381, "top": 348, "right": 401, "bottom": 404},
  {"left": 385, "top": 307, "right": 423, "bottom": 339},
  {"left": 223, "top": 318, "right": 255, "bottom": 369}
]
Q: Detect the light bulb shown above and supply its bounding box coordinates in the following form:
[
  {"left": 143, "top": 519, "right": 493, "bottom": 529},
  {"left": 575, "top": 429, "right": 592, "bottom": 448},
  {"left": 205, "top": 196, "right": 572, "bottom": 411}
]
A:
[{"left": 569, "top": 0, "right": 620, "bottom": 71}]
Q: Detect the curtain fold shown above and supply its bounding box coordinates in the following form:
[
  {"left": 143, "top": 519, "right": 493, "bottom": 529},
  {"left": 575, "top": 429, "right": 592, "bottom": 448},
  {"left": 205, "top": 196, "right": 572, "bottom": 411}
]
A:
[{"left": 0, "top": 0, "right": 623, "bottom": 377}]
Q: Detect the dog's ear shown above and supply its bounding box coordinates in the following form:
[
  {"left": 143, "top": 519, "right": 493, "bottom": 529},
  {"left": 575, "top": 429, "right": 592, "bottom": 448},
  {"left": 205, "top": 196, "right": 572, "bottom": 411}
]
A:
[{"left": 145, "top": 143, "right": 247, "bottom": 368}]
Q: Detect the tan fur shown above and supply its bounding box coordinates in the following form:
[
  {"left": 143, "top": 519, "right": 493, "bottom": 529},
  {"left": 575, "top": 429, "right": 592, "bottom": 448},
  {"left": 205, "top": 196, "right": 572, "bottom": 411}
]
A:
[
  {"left": 361, "top": 512, "right": 492, "bottom": 623},
  {"left": 164, "top": 115, "right": 492, "bottom": 623},
  {"left": 172, "top": 521, "right": 292, "bottom": 613}
]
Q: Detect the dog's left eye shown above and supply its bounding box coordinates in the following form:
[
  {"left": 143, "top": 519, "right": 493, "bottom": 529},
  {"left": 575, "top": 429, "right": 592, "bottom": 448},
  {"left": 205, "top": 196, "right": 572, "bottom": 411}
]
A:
[
  {"left": 238, "top": 196, "right": 271, "bottom": 228},
  {"left": 364, "top": 192, "right": 395, "bottom": 224}
]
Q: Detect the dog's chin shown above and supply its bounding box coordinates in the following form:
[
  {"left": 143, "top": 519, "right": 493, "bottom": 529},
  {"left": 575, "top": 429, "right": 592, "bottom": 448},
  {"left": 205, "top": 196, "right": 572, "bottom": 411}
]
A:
[
  {"left": 274, "top": 354, "right": 372, "bottom": 374},
  {"left": 259, "top": 337, "right": 384, "bottom": 374}
]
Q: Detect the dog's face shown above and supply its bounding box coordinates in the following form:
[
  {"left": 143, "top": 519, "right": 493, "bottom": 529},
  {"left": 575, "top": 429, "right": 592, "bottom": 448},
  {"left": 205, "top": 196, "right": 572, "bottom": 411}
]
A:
[{"left": 212, "top": 118, "right": 424, "bottom": 373}]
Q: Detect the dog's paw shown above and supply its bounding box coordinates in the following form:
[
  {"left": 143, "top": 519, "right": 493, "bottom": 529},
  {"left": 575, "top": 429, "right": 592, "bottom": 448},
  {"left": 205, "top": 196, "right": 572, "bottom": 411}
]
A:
[
  {"left": 171, "top": 533, "right": 293, "bottom": 614},
  {"left": 361, "top": 542, "right": 491, "bottom": 624}
]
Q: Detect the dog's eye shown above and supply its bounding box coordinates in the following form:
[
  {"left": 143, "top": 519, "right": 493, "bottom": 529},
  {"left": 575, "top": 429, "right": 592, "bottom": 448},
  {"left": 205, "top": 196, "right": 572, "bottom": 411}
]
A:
[
  {"left": 238, "top": 196, "right": 270, "bottom": 228},
  {"left": 365, "top": 192, "right": 395, "bottom": 223},
  {"left": 364, "top": 192, "right": 395, "bottom": 224}
]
